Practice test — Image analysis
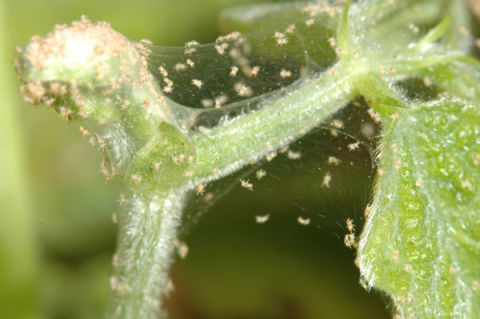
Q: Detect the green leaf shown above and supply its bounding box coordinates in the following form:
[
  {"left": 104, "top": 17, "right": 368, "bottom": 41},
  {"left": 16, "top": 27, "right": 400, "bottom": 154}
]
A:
[
  {"left": 442, "top": 0, "right": 473, "bottom": 52},
  {"left": 219, "top": 1, "right": 339, "bottom": 68},
  {"left": 354, "top": 0, "right": 447, "bottom": 49},
  {"left": 417, "top": 62, "right": 480, "bottom": 103},
  {"left": 219, "top": 1, "right": 338, "bottom": 36},
  {"left": 359, "top": 100, "right": 480, "bottom": 318}
]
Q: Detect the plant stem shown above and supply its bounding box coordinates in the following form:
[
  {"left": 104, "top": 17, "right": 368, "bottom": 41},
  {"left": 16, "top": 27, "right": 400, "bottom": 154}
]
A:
[
  {"left": 107, "top": 188, "right": 187, "bottom": 319},
  {"left": 191, "top": 60, "right": 360, "bottom": 183}
]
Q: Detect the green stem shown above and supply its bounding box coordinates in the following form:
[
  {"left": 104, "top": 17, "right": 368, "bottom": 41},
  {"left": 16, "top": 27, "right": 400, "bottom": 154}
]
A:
[
  {"left": 108, "top": 188, "right": 187, "bottom": 319},
  {"left": 109, "top": 60, "right": 362, "bottom": 318},
  {"left": 191, "top": 61, "right": 359, "bottom": 182}
]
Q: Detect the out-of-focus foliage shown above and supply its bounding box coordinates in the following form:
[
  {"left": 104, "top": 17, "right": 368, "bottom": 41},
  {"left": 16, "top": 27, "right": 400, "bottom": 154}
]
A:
[{"left": 0, "top": 0, "right": 38, "bottom": 318}]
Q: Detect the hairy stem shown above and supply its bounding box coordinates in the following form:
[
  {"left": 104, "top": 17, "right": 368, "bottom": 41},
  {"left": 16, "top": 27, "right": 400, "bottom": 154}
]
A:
[
  {"left": 108, "top": 188, "right": 187, "bottom": 319},
  {"left": 191, "top": 60, "right": 359, "bottom": 183}
]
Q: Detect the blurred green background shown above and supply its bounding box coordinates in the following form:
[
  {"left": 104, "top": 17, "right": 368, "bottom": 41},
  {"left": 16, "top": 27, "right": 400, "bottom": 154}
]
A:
[{"left": 0, "top": 0, "right": 390, "bottom": 318}]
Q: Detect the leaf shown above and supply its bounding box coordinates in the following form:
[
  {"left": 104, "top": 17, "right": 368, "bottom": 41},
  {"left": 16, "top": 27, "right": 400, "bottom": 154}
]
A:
[
  {"left": 442, "top": 0, "right": 473, "bottom": 52},
  {"left": 418, "top": 62, "right": 480, "bottom": 103},
  {"left": 359, "top": 100, "right": 480, "bottom": 317},
  {"left": 219, "top": 1, "right": 338, "bottom": 68}
]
